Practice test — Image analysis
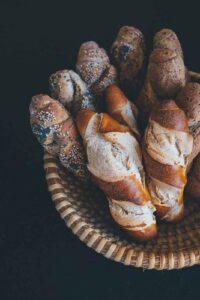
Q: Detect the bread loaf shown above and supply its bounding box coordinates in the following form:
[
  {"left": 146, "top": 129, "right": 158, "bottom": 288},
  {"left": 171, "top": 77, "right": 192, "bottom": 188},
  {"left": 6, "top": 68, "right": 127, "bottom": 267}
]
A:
[
  {"left": 111, "top": 25, "right": 145, "bottom": 94},
  {"left": 143, "top": 100, "right": 193, "bottom": 221},
  {"left": 136, "top": 29, "right": 188, "bottom": 129},
  {"left": 76, "top": 109, "right": 157, "bottom": 240},
  {"left": 30, "top": 94, "right": 89, "bottom": 180},
  {"left": 76, "top": 41, "right": 117, "bottom": 96}
]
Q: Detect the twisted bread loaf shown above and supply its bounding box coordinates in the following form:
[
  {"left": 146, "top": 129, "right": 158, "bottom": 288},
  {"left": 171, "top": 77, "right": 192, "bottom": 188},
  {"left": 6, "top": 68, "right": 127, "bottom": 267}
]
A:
[
  {"left": 143, "top": 100, "right": 193, "bottom": 221},
  {"left": 176, "top": 82, "right": 200, "bottom": 166},
  {"left": 136, "top": 29, "right": 188, "bottom": 129},
  {"left": 76, "top": 41, "right": 118, "bottom": 96},
  {"left": 111, "top": 26, "right": 145, "bottom": 93},
  {"left": 30, "top": 94, "right": 89, "bottom": 180},
  {"left": 105, "top": 84, "right": 140, "bottom": 138},
  {"left": 76, "top": 109, "right": 157, "bottom": 240},
  {"left": 49, "top": 69, "right": 96, "bottom": 116}
]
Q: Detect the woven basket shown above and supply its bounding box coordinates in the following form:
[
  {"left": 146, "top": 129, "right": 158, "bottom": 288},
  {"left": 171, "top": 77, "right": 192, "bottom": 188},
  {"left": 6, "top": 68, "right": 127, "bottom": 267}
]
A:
[{"left": 44, "top": 152, "right": 200, "bottom": 270}]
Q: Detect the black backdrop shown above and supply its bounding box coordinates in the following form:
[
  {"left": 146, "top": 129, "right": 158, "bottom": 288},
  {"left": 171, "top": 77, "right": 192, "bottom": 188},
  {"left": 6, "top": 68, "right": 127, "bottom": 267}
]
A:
[{"left": 1, "top": 0, "right": 200, "bottom": 299}]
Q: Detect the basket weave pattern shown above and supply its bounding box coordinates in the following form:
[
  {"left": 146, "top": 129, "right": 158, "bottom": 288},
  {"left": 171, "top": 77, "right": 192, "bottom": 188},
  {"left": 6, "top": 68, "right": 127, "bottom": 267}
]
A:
[{"left": 44, "top": 152, "right": 200, "bottom": 270}]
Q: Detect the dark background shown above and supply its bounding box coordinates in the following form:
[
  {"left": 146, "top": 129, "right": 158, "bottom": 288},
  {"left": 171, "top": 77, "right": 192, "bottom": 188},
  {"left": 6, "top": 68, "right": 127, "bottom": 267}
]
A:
[{"left": 1, "top": 0, "right": 200, "bottom": 299}]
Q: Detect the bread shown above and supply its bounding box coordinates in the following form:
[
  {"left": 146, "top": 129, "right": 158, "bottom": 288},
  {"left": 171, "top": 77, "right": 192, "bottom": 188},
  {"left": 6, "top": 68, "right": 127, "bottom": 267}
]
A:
[
  {"left": 30, "top": 94, "right": 89, "bottom": 180},
  {"left": 143, "top": 100, "right": 193, "bottom": 221},
  {"left": 110, "top": 25, "right": 145, "bottom": 93},
  {"left": 76, "top": 109, "right": 157, "bottom": 240},
  {"left": 49, "top": 69, "right": 96, "bottom": 116},
  {"left": 187, "top": 153, "right": 200, "bottom": 199},
  {"left": 76, "top": 41, "right": 117, "bottom": 96},
  {"left": 153, "top": 28, "right": 183, "bottom": 57},
  {"left": 176, "top": 82, "right": 200, "bottom": 166},
  {"left": 105, "top": 84, "right": 140, "bottom": 138},
  {"left": 136, "top": 29, "right": 187, "bottom": 129}
]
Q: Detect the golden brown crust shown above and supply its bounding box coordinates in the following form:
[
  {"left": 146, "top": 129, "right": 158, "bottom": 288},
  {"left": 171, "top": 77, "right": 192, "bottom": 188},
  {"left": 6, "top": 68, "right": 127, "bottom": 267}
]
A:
[
  {"left": 151, "top": 100, "right": 189, "bottom": 132},
  {"left": 92, "top": 174, "right": 150, "bottom": 205},
  {"left": 105, "top": 84, "right": 128, "bottom": 112},
  {"left": 76, "top": 109, "right": 96, "bottom": 137},
  {"left": 126, "top": 224, "right": 157, "bottom": 241},
  {"left": 98, "top": 113, "right": 131, "bottom": 134},
  {"left": 143, "top": 148, "right": 186, "bottom": 188},
  {"left": 171, "top": 205, "right": 184, "bottom": 222},
  {"left": 155, "top": 204, "right": 184, "bottom": 222},
  {"left": 154, "top": 204, "right": 170, "bottom": 219},
  {"left": 105, "top": 85, "right": 140, "bottom": 138}
]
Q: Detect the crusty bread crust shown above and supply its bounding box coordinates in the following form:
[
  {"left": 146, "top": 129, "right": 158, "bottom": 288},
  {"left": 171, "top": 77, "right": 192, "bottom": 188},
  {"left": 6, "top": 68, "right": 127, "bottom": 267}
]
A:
[
  {"left": 93, "top": 174, "right": 150, "bottom": 205},
  {"left": 76, "top": 109, "right": 96, "bottom": 137},
  {"left": 126, "top": 224, "right": 157, "bottom": 241},
  {"left": 105, "top": 85, "right": 140, "bottom": 137},
  {"left": 106, "top": 84, "right": 128, "bottom": 111},
  {"left": 143, "top": 148, "right": 186, "bottom": 188},
  {"left": 98, "top": 113, "right": 131, "bottom": 134},
  {"left": 151, "top": 100, "right": 189, "bottom": 132}
]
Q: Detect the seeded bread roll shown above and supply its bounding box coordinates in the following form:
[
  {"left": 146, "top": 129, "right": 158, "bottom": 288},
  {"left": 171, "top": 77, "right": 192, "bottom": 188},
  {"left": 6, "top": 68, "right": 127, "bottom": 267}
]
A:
[
  {"left": 49, "top": 69, "right": 96, "bottom": 116},
  {"left": 111, "top": 25, "right": 146, "bottom": 93},
  {"left": 30, "top": 94, "right": 89, "bottom": 180},
  {"left": 76, "top": 41, "right": 118, "bottom": 96},
  {"left": 76, "top": 109, "right": 157, "bottom": 241},
  {"left": 136, "top": 29, "right": 188, "bottom": 130},
  {"left": 143, "top": 100, "right": 193, "bottom": 221}
]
